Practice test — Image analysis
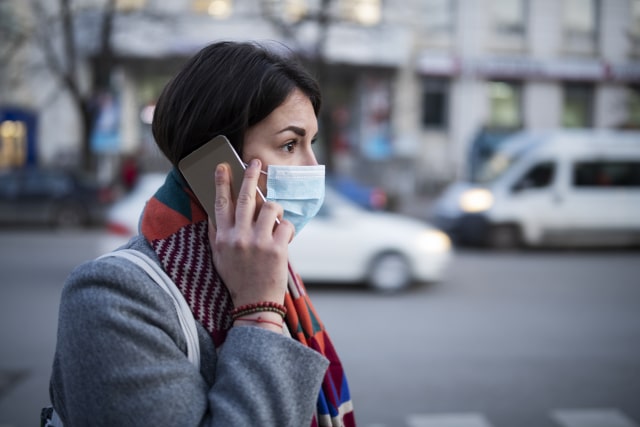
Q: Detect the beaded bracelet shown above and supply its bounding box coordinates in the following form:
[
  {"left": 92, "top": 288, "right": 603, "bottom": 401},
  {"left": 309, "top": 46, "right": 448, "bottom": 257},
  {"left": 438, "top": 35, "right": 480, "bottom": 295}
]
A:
[
  {"left": 234, "top": 316, "right": 283, "bottom": 329},
  {"left": 230, "top": 301, "right": 287, "bottom": 320}
]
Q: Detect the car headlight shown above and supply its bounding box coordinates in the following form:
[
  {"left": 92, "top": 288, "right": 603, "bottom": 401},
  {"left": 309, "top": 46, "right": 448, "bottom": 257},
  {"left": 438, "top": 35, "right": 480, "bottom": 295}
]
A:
[
  {"left": 459, "top": 188, "right": 494, "bottom": 213},
  {"left": 416, "top": 229, "right": 451, "bottom": 253}
]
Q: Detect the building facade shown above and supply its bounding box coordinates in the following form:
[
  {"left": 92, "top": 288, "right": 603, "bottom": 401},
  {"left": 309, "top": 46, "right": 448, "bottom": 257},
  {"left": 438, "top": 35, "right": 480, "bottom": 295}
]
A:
[{"left": 2, "top": 0, "right": 639, "bottom": 197}]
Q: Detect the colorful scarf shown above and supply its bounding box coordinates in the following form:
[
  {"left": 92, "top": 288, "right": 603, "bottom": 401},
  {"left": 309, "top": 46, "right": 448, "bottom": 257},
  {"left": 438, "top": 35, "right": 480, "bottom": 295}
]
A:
[{"left": 140, "top": 169, "right": 355, "bottom": 427}]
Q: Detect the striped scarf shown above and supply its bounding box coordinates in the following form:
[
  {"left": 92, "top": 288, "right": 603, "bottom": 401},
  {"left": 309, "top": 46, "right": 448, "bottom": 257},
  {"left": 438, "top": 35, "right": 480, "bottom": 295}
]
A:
[{"left": 140, "top": 169, "right": 355, "bottom": 427}]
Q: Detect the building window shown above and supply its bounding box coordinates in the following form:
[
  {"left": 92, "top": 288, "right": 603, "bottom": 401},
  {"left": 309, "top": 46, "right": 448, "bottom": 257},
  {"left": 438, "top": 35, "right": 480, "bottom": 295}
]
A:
[
  {"left": 192, "top": 0, "right": 233, "bottom": 18},
  {"left": 0, "top": 120, "right": 27, "bottom": 168},
  {"left": 563, "top": 0, "right": 599, "bottom": 54},
  {"left": 492, "top": 0, "right": 527, "bottom": 35},
  {"left": 341, "top": 0, "right": 382, "bottom": 26},
  {"left": 633, "top": 0, "right": 640, "bottom": 33},
  {"left": 115, "top": 0, "right": 146, "bottom": 11},
  {"left": 489, "top": 0, "right": 527, "bottom": 51},
  {"left": 488, "top": 81, "right": 522, "bottom": 128},
  {"left": 421, "top": 79, "right": 449, "bottom": 129},
  {"left": 421, "top": 0, "right": 456, "bottom": 45},
  {"left": 627, "top": 86, "right": 640, "bottom": 129},
  {"left": 562, "top": 83, "right": 594, "bottom": 127},
  {"left": 628, "top": 0, "right": 640, "bottom": 55}
]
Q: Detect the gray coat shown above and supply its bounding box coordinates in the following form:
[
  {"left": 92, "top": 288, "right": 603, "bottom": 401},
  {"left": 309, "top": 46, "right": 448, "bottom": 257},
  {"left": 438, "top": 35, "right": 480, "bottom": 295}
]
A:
[{"left": 49, "top": 235, "right": 329, "bottom": 426}]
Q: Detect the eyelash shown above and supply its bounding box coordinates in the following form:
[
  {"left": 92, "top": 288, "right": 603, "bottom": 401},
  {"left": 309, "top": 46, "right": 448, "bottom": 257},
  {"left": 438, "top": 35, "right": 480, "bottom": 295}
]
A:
[
  {"left": 281, "top": 137, "right": 317, "bottom": 153},
  {"left": 282, "top": 140, "right": 298, "bottom": 153}
]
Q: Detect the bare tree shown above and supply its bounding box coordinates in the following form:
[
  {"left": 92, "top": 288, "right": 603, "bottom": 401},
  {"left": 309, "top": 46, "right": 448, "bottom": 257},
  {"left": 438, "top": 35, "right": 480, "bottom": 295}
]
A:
[{"left": 29, "top": 0, "right": 117, "bottom": 172}]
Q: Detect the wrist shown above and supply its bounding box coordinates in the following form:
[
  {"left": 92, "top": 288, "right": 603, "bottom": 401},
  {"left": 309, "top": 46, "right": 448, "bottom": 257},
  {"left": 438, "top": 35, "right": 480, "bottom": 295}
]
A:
[
  {"left": 230, "top": 301, "right": 287, "bottom": 320},
  {"left": 233, "top": 312, "right": 284, "bottom": 333}
]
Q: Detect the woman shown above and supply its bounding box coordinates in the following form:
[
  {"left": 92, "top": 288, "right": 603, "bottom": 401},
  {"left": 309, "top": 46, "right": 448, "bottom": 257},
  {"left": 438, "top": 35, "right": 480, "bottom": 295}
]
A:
[{"left": 48, "top": 41, "right": 355, "bottom": 426}]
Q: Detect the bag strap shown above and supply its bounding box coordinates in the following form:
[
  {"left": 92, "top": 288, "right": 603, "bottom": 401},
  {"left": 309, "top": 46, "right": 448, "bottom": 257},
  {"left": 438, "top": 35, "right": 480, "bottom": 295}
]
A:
[{"left": 98, "top": 249, "right": 201, "bottom": 369}]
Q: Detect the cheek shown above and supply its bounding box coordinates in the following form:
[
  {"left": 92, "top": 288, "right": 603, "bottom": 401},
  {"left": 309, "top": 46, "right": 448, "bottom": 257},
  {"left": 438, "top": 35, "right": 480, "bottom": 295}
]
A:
[
  {"left": 258, "top": 172, "right": 268, "bottom": 197},
  {"left": 254, "top": 173, "right": 268, "bottom": 215}
]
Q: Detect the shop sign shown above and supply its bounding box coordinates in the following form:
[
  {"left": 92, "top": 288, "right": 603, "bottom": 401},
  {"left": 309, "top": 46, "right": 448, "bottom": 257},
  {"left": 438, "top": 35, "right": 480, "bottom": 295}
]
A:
[
  {"left": 608, "top": 62, "right": 640, "bottom": 83},
  {"left": 417, "top": 54, "right": 620, "bottom": 82},
  {"left": 91, "top": 92, "right": 121, "bottom": 154},
  {"left": 416, "top": 53, "right": 460, "bottom": 76}
]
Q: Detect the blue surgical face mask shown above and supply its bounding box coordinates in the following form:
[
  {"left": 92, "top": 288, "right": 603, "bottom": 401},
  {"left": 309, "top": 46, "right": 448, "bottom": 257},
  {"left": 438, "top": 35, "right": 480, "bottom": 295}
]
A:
[{"left": 263, "top": 164, "right": 325, "bottom": 236}]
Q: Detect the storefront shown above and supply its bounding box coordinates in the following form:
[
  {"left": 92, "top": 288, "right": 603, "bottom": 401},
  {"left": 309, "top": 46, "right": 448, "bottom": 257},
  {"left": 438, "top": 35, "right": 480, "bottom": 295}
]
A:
[{"left": 0, "top": 106, "right": 37, "bottom": 169}]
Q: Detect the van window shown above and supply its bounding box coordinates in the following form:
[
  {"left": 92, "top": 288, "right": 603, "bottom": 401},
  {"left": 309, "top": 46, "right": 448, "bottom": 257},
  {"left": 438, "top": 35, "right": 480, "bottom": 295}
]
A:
[
  {"left": 513, "top": 161, "right": 555, "bottom": 192},
  {"left": 573, "top": 161, "right": 640, "bottom": 188}
]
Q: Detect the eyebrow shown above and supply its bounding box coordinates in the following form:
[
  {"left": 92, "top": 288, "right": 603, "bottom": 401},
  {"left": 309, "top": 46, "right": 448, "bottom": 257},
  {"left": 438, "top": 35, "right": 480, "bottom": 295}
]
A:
[{"left": 277, "top": 126, "right": 306, "bottom": 137}]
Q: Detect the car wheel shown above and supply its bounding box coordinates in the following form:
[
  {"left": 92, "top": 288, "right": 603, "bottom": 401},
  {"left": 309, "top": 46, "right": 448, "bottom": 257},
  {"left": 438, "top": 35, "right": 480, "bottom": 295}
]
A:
[
  {"left": 367, "top": 252, "right": 412, "bottom": 292},
  {"left": 488, "top": 224, "right": 521, "bottom": 250},
  {"left": 53, "top": 203, "right": 87, "bottom": 228}
]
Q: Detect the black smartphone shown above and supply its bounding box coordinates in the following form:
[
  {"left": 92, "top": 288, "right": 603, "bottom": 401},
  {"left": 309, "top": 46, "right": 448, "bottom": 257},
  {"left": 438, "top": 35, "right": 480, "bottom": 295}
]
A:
[{"left": 178, "top": 135, "right": 246, "bottom": 227}]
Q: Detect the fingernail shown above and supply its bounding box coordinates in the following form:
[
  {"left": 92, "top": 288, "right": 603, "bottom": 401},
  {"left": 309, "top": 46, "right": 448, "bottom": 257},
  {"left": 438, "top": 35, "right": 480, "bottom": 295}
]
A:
[
  {"left": 215, "top": 163, "right": 224, "bottom": 176},
  {"left": 251, "top": 159, "right": 260, "bottom": 168}
]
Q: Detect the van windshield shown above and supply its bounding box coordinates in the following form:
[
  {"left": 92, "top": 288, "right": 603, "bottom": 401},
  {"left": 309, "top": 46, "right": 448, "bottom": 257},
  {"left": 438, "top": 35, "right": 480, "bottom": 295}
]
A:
[
  {"left": 472, "top": 133, "right": 542, "bottom": 184},
  {"left": 475, "top": 152, "right": 521, "bottom": 184}
]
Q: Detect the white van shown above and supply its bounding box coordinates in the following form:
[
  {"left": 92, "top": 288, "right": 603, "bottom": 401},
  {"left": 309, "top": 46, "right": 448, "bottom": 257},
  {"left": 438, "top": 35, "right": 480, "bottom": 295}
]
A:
[{"left": 432, "top": 130, "right": 640, "bottom": 248}]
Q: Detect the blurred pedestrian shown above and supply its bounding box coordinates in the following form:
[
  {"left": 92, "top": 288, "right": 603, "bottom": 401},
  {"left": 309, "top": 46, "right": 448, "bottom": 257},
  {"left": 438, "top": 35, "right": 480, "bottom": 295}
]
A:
[
  {"left": 120, "top": 155, "right": 139, "bottom": 192},
  {"left": 46, "top": 41, "right": 355, "bottom": 426}
]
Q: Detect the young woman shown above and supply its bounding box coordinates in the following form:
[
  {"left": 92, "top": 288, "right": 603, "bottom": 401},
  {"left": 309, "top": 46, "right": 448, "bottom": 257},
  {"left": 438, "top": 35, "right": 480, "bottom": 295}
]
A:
[{"left": 48, "top": 41, "right": 355, "bottom": 427}]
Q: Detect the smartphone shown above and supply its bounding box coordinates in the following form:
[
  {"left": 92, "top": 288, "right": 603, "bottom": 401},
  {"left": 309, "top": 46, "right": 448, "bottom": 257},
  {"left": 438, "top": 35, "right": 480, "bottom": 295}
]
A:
[{"left": 178, "top": 135, "right": 246, "bottom": 227}]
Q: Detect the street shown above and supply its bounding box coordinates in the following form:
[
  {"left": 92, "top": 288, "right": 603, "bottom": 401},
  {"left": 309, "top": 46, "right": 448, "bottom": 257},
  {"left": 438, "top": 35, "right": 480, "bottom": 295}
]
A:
[{"left": 1, "top": 230, "right": 639, "bottom": 427}]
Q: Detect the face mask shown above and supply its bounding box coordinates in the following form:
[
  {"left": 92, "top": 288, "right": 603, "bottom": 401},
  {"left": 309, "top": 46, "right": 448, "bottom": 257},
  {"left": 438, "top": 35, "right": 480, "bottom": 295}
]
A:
[{"left": 264, "top": 164, "right": 325, "bottom": 235}]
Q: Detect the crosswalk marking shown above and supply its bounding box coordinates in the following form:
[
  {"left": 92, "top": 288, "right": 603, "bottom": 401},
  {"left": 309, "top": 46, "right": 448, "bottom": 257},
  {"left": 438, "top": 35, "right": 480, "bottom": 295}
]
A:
[
  {"left": 407, "top": 413, "right": 493, "bottom": 427},
  {"left": 365, "top": 408, "right": 640, "bottom": 427},
  {"left": 552, "top": 408, "right": 639, "bottom": 427}
]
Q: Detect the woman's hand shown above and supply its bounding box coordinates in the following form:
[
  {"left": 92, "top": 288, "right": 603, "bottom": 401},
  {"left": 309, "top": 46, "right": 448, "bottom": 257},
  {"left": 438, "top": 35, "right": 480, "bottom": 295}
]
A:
[{"left": 208, "top": 159, "right": 294, "bottom": 312}]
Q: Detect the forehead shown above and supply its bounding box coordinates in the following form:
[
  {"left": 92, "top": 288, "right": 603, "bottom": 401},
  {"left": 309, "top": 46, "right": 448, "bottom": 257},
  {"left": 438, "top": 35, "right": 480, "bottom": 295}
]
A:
[{"left": 265, "top": 89, "right": 317, "bottom": 128}]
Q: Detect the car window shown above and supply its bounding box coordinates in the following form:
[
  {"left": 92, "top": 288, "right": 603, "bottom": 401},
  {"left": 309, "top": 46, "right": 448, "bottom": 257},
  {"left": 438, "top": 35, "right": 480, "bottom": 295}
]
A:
[
  {"left": 23, "top": 170, "right": 72, "bottom": 195},
  {"left": 573, "top": 161, "right": 640, "bottom": 188},
  {"left": 0, "top": 174, "right": 19, "bottom": 196},
  {"left": 512, "top": 161, "right": 555, "bottom": 192}
]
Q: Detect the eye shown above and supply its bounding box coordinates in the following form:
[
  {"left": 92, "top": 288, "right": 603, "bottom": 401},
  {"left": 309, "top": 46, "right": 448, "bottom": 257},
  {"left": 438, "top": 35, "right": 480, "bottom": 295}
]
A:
[{"left": 281, "top": 140, "right": 298, "bottom": 153}]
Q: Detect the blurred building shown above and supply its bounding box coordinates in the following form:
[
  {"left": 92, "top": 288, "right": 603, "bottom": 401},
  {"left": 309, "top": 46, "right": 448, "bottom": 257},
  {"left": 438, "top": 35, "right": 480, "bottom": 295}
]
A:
[{"left": 1, "top": 0, "right": 639, "bottom": 197}]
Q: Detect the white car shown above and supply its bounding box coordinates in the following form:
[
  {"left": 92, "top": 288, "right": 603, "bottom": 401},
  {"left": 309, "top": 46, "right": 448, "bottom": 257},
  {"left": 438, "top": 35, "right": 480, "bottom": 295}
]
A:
[
  {"left": 289, "top": 189, "right": 452, "bottom": 291},
  {"left": 104, "top": 173, "right": 453, "bottom": 292}
]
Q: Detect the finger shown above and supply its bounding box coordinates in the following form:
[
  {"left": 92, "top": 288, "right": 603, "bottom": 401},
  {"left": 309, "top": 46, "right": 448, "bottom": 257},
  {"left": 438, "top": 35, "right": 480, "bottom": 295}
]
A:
[
  {"left": 254, "top": 201, "right": 283, "bottom": 236},
  {"left": 273, "top": 217, "right": 295, "bottom": 244},
  {"left": 235, "top": 159, "right": 261, "bottom": 229},
  {"left": 214, "top": 163, "right": 233, "bottom": 231},
  {"left": 207, "top": 219, "right": 217, "bottom": 245}
]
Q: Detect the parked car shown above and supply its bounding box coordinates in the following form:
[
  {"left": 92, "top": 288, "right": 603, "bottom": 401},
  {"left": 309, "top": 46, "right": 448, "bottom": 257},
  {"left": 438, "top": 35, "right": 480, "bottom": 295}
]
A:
[
  {"left": 0, "top": 167, "right": 114, "bottom": 228},
  {"left": 105, "top": 172, "right": 452, "bottom": 291},
  {"left": 431, "top": 129, "right": 640, "bottom": 249}
]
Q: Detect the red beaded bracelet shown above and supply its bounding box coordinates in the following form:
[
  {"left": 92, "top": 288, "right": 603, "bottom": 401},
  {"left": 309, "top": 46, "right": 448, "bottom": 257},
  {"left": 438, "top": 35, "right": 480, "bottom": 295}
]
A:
[
  {"left": 234, "top": 316, "right": 283, "bottom": 329},
  {"left": 229, "top": 301, "right": 287, "bottom": 320}
]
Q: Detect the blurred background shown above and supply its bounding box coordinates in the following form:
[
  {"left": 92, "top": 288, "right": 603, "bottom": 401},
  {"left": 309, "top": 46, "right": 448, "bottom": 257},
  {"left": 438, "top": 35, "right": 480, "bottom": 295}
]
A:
[{"left": 1, "top": 0, "right": 640, "bottom": 426}]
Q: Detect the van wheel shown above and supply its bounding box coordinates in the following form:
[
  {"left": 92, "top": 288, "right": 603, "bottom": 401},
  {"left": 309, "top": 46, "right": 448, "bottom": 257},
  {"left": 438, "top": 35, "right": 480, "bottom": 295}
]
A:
[{"left": 488, "top": 225, "right": 521, "bottom": 250}]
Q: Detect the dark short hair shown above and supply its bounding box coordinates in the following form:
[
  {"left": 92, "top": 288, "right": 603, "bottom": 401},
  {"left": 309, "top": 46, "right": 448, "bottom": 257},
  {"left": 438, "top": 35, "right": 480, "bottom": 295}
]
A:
[{"left": 152, "top": 41, "right": 321, "bottom": 166}]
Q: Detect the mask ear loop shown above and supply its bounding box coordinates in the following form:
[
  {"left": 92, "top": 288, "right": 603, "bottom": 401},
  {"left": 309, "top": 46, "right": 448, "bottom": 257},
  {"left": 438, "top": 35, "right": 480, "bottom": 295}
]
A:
[{"left": 243, "top": 162, "right": 280, "bottom": 225}]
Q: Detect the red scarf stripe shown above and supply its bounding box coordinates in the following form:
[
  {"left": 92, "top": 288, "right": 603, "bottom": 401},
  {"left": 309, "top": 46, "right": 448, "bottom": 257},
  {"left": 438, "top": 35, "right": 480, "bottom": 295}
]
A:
[{"left": 192, "top": 237, "right": 207, "bottom": 321}]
